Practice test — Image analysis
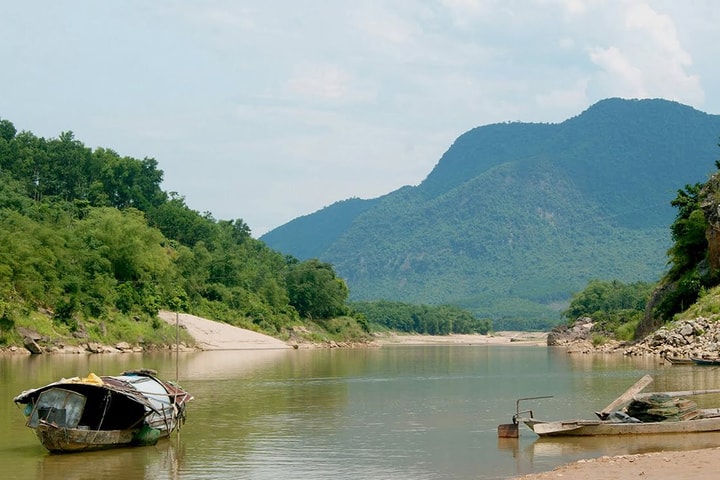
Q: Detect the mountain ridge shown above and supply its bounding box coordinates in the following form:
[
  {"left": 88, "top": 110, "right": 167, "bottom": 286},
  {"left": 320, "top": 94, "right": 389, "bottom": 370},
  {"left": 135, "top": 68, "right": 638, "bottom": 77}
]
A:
[{"left": 261, "top": 98, "right": 720, "bottom": 326}]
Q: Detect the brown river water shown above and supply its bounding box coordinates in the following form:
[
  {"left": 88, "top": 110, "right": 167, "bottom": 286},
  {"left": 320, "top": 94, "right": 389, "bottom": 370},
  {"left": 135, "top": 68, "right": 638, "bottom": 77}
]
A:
[{"left": 2, "top": 346, "right": 720, "bottom": 479}]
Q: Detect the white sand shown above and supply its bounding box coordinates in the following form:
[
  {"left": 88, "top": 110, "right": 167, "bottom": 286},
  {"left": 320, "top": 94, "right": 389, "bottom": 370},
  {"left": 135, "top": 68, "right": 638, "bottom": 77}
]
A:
[{"left": 158, "top": 311, "right": 291, "bottom": 350}]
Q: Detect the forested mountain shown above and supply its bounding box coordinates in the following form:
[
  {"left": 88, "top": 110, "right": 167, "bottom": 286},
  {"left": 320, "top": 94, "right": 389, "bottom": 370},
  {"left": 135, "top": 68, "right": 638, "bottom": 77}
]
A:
[
  {"left": 261, "top": 98, "right": 720, "bottom": 329},
  {"left": 0, "top": 120, "right": 362, "bottom": 348}
]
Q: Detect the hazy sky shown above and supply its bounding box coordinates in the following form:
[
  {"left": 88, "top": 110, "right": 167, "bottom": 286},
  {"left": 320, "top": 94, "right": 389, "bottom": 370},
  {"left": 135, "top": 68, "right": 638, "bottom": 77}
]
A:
[{"left": 2, "top": 1, "right": 718, "bottom": 236}]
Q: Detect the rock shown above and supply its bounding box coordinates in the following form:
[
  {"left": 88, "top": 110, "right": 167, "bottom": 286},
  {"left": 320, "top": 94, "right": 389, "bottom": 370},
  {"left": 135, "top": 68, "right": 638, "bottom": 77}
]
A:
[
  {"left": 547, "top": 317, "right": 595, "bottom": 346},
  {"left": 23, "top": 336, "right": 43, "bottom": 354},
  {"left": 680, "top": 324, "right": 694, "bottom": 337},
  {"left": 86, "top": 342, "right": 103, "bottom": 353}
]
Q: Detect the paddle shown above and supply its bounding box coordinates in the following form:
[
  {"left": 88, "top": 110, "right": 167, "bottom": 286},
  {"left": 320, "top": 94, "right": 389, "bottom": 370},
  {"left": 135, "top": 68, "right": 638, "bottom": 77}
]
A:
[{"left": 595, "top": 374, "right": 653, "bottom": 420}]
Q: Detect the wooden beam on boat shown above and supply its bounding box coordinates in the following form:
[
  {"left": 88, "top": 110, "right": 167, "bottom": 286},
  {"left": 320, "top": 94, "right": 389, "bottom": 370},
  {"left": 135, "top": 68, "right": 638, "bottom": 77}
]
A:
[
  {"left": 635, "top": 388, "right": 720, "bottom": 399},
  {"left": 595, "top": 374, "right": 653, "bottom": 420}
]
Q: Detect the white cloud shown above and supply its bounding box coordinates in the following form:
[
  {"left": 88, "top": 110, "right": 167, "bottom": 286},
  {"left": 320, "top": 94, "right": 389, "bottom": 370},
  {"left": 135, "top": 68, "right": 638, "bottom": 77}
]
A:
[
  {"left": 580, "top": 1, "right": 702, "bottom": 104},
  {"left": 0, "top": 1, "right": 717, "bottom": 236},
  {"left": 589, "top": 46, "right": 647, "bottom": 97},
  {"left": 286, "top": 65, "right": 353, "bottom": 100}
]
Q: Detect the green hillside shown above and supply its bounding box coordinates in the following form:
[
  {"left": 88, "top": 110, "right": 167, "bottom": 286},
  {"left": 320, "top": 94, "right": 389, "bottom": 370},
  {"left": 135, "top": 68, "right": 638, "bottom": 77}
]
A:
[
  {"left": 0, "top": 121, "right": 366, "bottom": 348},
  {"left": 261, "top": 98, "right": 720, "bottom": 328}
]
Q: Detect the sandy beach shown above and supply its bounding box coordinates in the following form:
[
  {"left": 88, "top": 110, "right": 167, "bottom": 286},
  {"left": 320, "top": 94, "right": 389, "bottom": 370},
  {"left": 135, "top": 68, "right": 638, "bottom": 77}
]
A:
[
  {"left": 158, "top": 311, "right": 292, "bottom": 350},
  {"left": 512, "top": 447, "right": 720, "bottom": 479},
  {"left": 160, "top": 312, "right": 720, "bottom": 479}
]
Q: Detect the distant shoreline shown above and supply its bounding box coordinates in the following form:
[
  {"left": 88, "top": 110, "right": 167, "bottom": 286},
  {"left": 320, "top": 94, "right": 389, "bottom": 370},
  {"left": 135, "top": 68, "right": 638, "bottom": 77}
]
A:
[{"left": 372, "top": 331, "right": 548, "bottom": 346}]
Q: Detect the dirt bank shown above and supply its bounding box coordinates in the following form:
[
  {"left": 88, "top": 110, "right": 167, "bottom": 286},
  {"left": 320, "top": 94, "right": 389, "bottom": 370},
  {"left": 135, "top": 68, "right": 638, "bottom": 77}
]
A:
[{"left": 158, "top": 311, "right": 291, "bottom": 350}]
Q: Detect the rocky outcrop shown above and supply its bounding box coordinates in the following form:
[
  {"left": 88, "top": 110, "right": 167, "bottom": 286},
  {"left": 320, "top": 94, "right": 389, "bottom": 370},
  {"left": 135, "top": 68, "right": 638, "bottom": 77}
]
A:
[
  {"left": 547, "top": 317, "right": 595, "bottom": 346},
  {"left": 547, "top": 317, "right": 625, "bottom": 353},
  {"left": 700, "top": 171, "right": 720, "bottom": 274},
  {"left": 551, "top": 315, "right": 720, "bottom": 358},
  {"left": 624, "top": 317, "right": 720, "bottom": 358}
]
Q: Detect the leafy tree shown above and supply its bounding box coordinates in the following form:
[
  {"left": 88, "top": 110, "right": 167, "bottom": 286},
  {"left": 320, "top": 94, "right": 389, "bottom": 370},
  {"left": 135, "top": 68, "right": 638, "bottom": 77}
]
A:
[
  {"left": 286, "top": 259, "right": 349, "bottom": 319},
  {"left": 564, "top": 279, "right": 653, "bottom": 320},
  {"left": 350, "top": 300, "right": 491, "bottom": 334},
  {"left": 89, "top": 148, "right": 166, "bottom": 210},
  {"left": 563, "top": 279, "right": 653, "bottom": 340},
  {"left": 667, "top": 183, "right": 707, "bottom": 278},
  {"left": 0, "top": 118, "right": 16, "bottom": 142},
  {"left": 0, "top": 117, "right": 369, "bottom": 347},
  {"left": 147, "top": 194, "right": 216, "bottom": 247}
]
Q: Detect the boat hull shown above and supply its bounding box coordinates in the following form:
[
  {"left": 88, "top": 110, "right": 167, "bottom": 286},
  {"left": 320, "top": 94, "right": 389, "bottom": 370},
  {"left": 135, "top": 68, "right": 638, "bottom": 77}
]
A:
[
  {"left": 525, "top": 416, "right": 720, "bottom": 437},
  {"left": 664, "top": 356, "right": 693, "bottom": 365},
  {"left": 35, "top": 423, "right": 139, "bottom": 453},
  {"left": 691, "top": 357, "right": 720, "bottom": 366}
]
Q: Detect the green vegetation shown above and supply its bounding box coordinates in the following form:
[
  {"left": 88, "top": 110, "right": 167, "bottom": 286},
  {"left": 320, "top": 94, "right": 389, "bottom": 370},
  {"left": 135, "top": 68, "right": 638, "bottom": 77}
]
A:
[
  {"left": 350, "top": 300, "right": 491, "bottom": 335},
  {"left": 676, "top": 285, "right": 720, "bottom": 321},
  {"left": 0, "top": 118, "right": 370, "bottom": 348},
  {"left": 564, "top": 154, "right": 720, "bottom": 342},
  {"left": 262, "top": 99, "right": 720, "bottom": 327},
  {"left": 562, "top": 279, "right": 654, "bottom": 341},
  {"left": 646, "top": 182, "right": 712, "bottom": 323}
]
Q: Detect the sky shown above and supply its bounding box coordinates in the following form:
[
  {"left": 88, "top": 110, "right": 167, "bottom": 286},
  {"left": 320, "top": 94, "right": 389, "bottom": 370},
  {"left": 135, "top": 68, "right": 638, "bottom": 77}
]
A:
[{"left": 2, "top": 1, "right": 719, "bottom": 237}]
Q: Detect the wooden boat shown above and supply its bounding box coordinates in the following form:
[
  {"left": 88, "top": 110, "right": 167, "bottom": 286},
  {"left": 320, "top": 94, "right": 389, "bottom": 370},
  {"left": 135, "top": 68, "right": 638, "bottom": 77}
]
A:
[
  {"left": 515, "top": 375, "right": 720, "bottom": 437},
  {"left": 691, "top": 357, "right": 720, "bottom": 366},
  {"left": 525, "top": 410, "right": 720, "bottom": 437},
  {"left": 664, "top": 356, "right": 694, "bottom": 365},
  {"left": 13, "top": 369, "right": 192, "bottom": 453}
]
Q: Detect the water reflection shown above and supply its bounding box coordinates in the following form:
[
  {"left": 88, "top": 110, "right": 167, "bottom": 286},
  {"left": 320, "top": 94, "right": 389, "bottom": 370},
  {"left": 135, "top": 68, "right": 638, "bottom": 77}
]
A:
[
  {"left": 4, "top": 348, "right": 720, "bottom": 479},
  {"left": 34, "top": 440, "right": 181, "bottom": 480}
]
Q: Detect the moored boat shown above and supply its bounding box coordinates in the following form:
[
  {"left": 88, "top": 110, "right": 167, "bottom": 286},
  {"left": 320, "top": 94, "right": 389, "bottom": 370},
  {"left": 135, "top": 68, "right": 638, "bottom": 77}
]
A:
[
  {"left": 14, "top": 369, "right": 192, "bottom": 453},
  {"left": 511, "top": 375, "right": 720, "bottom": 438},
  {"left": 664, "top": 356, "right": 694, "bottom": 365},
  {"left": 525, "top": 410, "right": 720, "bottom": 437},
  {"left": 691, "top": 357, "right": 720, "bottom": 366}
]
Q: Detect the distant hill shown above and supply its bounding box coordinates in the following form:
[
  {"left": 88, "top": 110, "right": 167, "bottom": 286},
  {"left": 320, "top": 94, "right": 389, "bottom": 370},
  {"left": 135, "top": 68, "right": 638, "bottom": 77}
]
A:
[{"left": 261, "top": 98, "right": 720, "bottom": 328}]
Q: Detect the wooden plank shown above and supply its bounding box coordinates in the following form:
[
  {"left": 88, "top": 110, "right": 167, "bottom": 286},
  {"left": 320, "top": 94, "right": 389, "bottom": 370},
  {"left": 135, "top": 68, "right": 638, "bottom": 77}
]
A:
[
  {"left": 635, "top": 388, "right": 720, "bottom": 399},
  {"left": 595, "top": 374, "right": 653, "bottom": 420}
]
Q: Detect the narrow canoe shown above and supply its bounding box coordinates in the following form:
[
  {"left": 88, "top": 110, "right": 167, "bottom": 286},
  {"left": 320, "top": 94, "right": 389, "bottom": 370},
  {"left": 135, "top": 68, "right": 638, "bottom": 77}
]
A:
[
  {"left": 524, "top": 410, "right": 720, "bottom": 437},
  {"left": 691, "top": 357, "right": 720, "bottom": 366},
  {"left": 664, "top": 356, "right": 694, "bottom": 365}
]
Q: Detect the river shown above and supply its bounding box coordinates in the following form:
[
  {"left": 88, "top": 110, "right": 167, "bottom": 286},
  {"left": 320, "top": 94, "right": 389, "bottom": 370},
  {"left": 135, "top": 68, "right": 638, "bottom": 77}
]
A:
[{"left": 2, "top": 345, "right": 720, "bottom": 479}]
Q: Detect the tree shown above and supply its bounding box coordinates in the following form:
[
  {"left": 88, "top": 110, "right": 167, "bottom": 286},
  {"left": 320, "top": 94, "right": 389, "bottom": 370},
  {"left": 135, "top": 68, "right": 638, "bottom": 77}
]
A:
[
  {"left": 564, "top": 279, "right": 653, "bottom": 320},
  {"left": 286, "top": 259, "right": 348, "bottom": 319},
  {"left": 667, "top": 183, "right": 707, "bottom": 278},
  {"left": 0, "top": 118, "right": 16, "bottom": 142}
]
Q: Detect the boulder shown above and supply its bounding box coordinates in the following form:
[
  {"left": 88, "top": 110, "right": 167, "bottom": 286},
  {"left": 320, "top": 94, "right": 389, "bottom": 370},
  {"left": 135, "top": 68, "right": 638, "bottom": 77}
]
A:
[{"left": 23, "top": 336, "right": 43, "bottom": 354}]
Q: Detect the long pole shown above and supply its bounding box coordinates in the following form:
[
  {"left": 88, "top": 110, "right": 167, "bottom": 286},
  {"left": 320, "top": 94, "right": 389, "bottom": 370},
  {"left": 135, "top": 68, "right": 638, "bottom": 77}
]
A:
[
  {"left": 635, "top": 388, "right": 720, "bottom": 399},
  {"left": 175, "top": 311, "right": 179, "bottom": 386},
  {"left": 595, "top": 374, "right": 653, "bottom": 419}
]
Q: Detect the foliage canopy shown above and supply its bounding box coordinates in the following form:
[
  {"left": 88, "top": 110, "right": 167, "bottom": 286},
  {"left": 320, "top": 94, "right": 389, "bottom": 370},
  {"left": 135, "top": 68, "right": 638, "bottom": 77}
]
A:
[{"left": 0, "top": 118, "right": 370, "bottom": 346}]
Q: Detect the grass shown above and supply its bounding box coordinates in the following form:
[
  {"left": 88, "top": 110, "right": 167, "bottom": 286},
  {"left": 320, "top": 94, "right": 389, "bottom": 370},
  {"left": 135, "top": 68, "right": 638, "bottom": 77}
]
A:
[
  {"left": 676, "top": 285, "right": 720, "bottom": 321},
  {"left": 1, "top": 304, "right": 194, "bottom": 349}
]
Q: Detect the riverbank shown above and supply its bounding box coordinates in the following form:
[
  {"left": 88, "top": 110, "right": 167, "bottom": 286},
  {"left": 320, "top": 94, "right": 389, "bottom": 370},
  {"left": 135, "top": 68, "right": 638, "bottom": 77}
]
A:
[
  {"left": 513, "top": 447, "right": 720, "bottom": 479},
  {"left": 0, "top": 312, "right": 548, "bottom": 354}
]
